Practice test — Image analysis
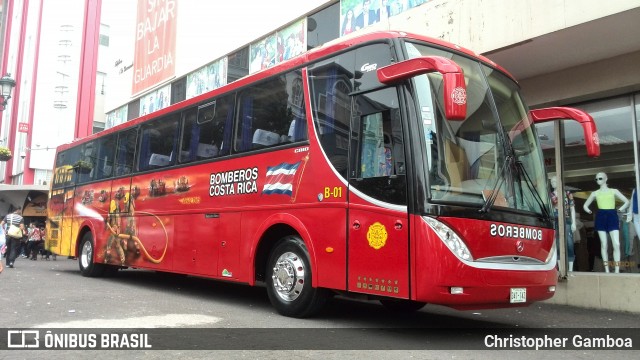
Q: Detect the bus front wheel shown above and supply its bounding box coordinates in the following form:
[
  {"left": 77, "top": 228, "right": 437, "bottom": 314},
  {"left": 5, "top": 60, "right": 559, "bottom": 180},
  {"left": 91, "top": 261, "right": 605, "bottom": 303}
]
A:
[
  {"left": 79, "top": 233, "right": 105, "bottom": 277},
  {"left": 265, "top": 236, "right": 328, "bottom": 318}
]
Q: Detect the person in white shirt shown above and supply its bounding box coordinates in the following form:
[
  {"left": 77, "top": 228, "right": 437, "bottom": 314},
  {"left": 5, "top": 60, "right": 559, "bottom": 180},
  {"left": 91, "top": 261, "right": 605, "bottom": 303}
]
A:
[{"left": 0, "top": 208, "right": 25, "bottom": 269}]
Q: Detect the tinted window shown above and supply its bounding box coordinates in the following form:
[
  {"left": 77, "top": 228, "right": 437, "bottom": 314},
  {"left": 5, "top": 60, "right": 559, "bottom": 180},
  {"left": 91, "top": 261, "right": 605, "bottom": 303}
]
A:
[
  {"left": 354, "top": 43, "right": 394, "bottom": 91},
  {"left": 350, "top": 88, "right": 407, "bottom": 206},
  {"left": 309, "top": 52, "right": 356, "bottom": 178},
  {"left": 127, "top": 100, "right": 139, "bottom": 121},
  {"left": 115, "top": 128, "right": 138, "bottom": 176},
  {"left": 235, "top": 70, "right": 307, "bottom": 152},
  {"left": 74, "top": 136, "right": 116, "bottom": 184},
  {"left": 179, "top": 95, "right": 235, "bottom": 163},
  {"left": 171, "top": 77, "right": 187, "bottom": 104},
  {"left": 95, "top": 135, "right": 116, "bottom": 180},
  {"left": 53, "top": 148, "right": 80, "bottom": 189},
  {"left": 76, "top": 141, "right": 96, "bottom": 184},
  {"left": 307, "top": 3, "right": 340, "bottom": 50},
  {"left": 228, "top": 47, "right": 249, "bottom": 83},
  {"left": 138, "top": 114, "right": 180, "bottom": 171}
]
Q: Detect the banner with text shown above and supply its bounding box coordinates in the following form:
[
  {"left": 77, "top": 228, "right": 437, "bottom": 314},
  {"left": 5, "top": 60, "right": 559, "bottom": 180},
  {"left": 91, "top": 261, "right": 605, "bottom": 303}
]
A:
[{"left": 133, "top": 0, "right": 177, "bottom": 95}]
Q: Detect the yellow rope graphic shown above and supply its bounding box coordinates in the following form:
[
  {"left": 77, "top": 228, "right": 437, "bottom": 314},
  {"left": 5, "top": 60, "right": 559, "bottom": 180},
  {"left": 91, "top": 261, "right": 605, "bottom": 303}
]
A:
[{"left": 105, "top": 211, "right": 169, "bottom": 264}]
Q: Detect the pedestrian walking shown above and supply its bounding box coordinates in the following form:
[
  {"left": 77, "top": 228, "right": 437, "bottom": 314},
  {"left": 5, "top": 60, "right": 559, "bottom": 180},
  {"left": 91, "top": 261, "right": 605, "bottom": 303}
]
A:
[
  {"left": 1, "top": 208, "right": 25, "bottom": 269},
  {"left": 27, "top": 223, "right": 43, "bottom": 260}
]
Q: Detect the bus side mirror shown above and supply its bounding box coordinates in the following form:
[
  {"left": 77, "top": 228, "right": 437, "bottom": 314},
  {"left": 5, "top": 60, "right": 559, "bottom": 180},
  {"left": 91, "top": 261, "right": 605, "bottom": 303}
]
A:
[
  {"left": 377, "top": 56, "right": 467, "bottom": 120},
  {"left": 530, "top": 107, "right": 600, "bottom": 157}
]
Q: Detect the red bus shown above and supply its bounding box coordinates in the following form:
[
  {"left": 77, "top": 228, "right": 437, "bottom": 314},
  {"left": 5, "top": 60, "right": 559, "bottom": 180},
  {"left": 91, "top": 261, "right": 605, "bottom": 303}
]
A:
[{"left": 47, "top": 31, "right": 599, "bottom": 317}]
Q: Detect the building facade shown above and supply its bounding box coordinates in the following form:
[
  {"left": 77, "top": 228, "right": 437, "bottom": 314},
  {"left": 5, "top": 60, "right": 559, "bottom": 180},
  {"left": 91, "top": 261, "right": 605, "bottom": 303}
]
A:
[{"left": 2, "top": 0, "right": 640, "bottom": 310}]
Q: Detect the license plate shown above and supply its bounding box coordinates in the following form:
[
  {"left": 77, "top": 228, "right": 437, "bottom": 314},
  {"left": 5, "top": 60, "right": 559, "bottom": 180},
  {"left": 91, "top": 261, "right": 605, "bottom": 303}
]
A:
[{"left": 510, "top": 288, "right": 526, "bottom": 303}]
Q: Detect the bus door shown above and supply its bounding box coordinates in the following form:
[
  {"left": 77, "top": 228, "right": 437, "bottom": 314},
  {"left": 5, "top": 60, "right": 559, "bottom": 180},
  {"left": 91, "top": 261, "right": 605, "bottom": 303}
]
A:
[
  {"left": 347, "top": 88, "right": 411, "bottom": 299},
  {"left": 56, "top": 168, "right": 76, "bottom": 257},
  {"left": 50, "top": 151, "right": 78, "bottom": 257}
]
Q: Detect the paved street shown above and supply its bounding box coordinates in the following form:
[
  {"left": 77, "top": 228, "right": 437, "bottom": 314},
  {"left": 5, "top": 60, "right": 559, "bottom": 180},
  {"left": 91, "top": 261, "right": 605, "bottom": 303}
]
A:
[{"left": 1, "top": 256, "right": 639, "bottom": 359}]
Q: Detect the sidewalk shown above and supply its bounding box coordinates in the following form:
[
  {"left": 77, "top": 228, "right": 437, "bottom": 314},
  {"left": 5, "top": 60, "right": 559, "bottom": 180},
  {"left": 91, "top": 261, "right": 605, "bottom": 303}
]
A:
[{"left": 545, "top": 271, "right": 640, "bottom": 314}]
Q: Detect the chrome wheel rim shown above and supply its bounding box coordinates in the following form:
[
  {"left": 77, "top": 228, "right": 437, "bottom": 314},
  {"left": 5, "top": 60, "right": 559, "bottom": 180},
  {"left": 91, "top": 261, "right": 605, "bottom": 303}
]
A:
[
  {"left": 81, "top": 240, "right": 93, "bottom": 269},
  {"left": 271, "top": 251, "right": 305, "bottom": 302}
]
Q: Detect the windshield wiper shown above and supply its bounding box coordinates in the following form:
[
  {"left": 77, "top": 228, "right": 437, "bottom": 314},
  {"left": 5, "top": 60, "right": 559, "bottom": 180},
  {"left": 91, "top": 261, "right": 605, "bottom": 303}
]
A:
[
  {"left": 479, "top": 154, "right": 513, "bottom": 213},
  {"left": 503, "top": 121, "right": 551, "bottom": 219},
  {"left": 515, "top": 160, "right": 552, "bottom": 220}
]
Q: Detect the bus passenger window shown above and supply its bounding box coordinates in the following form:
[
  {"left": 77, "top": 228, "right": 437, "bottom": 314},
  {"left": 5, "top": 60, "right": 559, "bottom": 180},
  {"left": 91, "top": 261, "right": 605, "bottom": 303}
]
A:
[
  {"left": 179, "top": 108, "right": 198, "bottom": 163},
  {"left": 139, "top": 115, "right": 179, "bottom": 170},
  {"left": 180, "top": 96, "right": 233, "bottom": 163},
  {"left": 76, "top": 142, "right": 96, "bottom": 184},
  {"left": 115, "top": 128, "right": 138, "bottom": 176},
  {"left": 308, "top": 58, "right": 354, "bottom": 179},
  {"left": 95, "top": 135, "right": 116, "bottom": 180},
  {"left": 235, "top": 70, "right": 306, "bottom": 153}
]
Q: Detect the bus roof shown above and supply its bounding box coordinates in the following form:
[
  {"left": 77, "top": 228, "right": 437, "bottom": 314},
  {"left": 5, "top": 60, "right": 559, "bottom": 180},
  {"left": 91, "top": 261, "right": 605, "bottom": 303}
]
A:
[{"left": 57, "top": 30, "right": 515, "bottom": 152}]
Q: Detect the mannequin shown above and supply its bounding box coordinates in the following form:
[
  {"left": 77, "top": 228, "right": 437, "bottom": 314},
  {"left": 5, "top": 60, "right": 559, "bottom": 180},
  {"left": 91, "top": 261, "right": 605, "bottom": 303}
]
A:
[
  {"left": 583, "top": 172, "right": 629, "bottom": 273},
  {"left": 550, "top": 176, "right": 576, "bottom": 271}
]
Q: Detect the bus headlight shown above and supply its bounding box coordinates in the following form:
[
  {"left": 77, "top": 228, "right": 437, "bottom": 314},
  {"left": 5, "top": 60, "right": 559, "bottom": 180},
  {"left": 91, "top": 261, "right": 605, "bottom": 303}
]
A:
[{"left": 423, "top": 216, "right": 473, "bottom": 261}]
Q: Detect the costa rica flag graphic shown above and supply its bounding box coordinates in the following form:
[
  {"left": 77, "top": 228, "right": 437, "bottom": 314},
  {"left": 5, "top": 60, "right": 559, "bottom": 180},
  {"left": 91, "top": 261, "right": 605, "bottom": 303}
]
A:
[{"left": 262, "top": 161, "right": 301, "bottom": 196}]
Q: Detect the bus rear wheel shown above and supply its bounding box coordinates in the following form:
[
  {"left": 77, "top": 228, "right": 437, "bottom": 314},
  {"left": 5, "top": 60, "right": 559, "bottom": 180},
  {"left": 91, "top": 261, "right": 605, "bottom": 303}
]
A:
[
  {"left": 265, "top": 236, "right": 328, "bottom": 318},
  {"left": 79, "top": 233, "right": 105, "bottom": 277}
]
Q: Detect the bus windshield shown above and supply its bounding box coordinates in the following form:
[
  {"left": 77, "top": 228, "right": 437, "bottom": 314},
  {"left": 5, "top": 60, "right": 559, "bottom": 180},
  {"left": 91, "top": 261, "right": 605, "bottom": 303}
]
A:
[{"left": 406, "top": 41, "right": 549, "bottom": 215}]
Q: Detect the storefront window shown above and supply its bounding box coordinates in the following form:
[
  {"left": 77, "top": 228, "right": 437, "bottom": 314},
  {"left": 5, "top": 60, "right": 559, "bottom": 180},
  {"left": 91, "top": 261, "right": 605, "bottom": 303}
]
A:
[{"left": 539, "top": 95, "right": 639, "bottom": 274}]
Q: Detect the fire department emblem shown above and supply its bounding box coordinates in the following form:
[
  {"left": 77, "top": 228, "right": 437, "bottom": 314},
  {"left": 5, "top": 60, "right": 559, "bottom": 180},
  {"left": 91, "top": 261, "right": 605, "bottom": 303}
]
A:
[
  {"left": 367, "top": 222, "right": 388, "bottom": 250},
  {"left": 451, "top": 87, "right": 467, "bottom": 105},
  {"left": 516, "top": 240, "right": 525, "bottom": 253}
]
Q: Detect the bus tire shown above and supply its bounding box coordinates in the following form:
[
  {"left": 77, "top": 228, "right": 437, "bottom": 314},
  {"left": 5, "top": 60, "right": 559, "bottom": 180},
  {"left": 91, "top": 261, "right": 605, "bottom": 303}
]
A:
[
  {"left": 79, "top": 233, "right": 105, "bottom": 277},
  {"left": 266, "top": 235, "right": 328, "bottom": 318},
  {"left": 380, "top": 299, "right": 427, "bottom": 313}
]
